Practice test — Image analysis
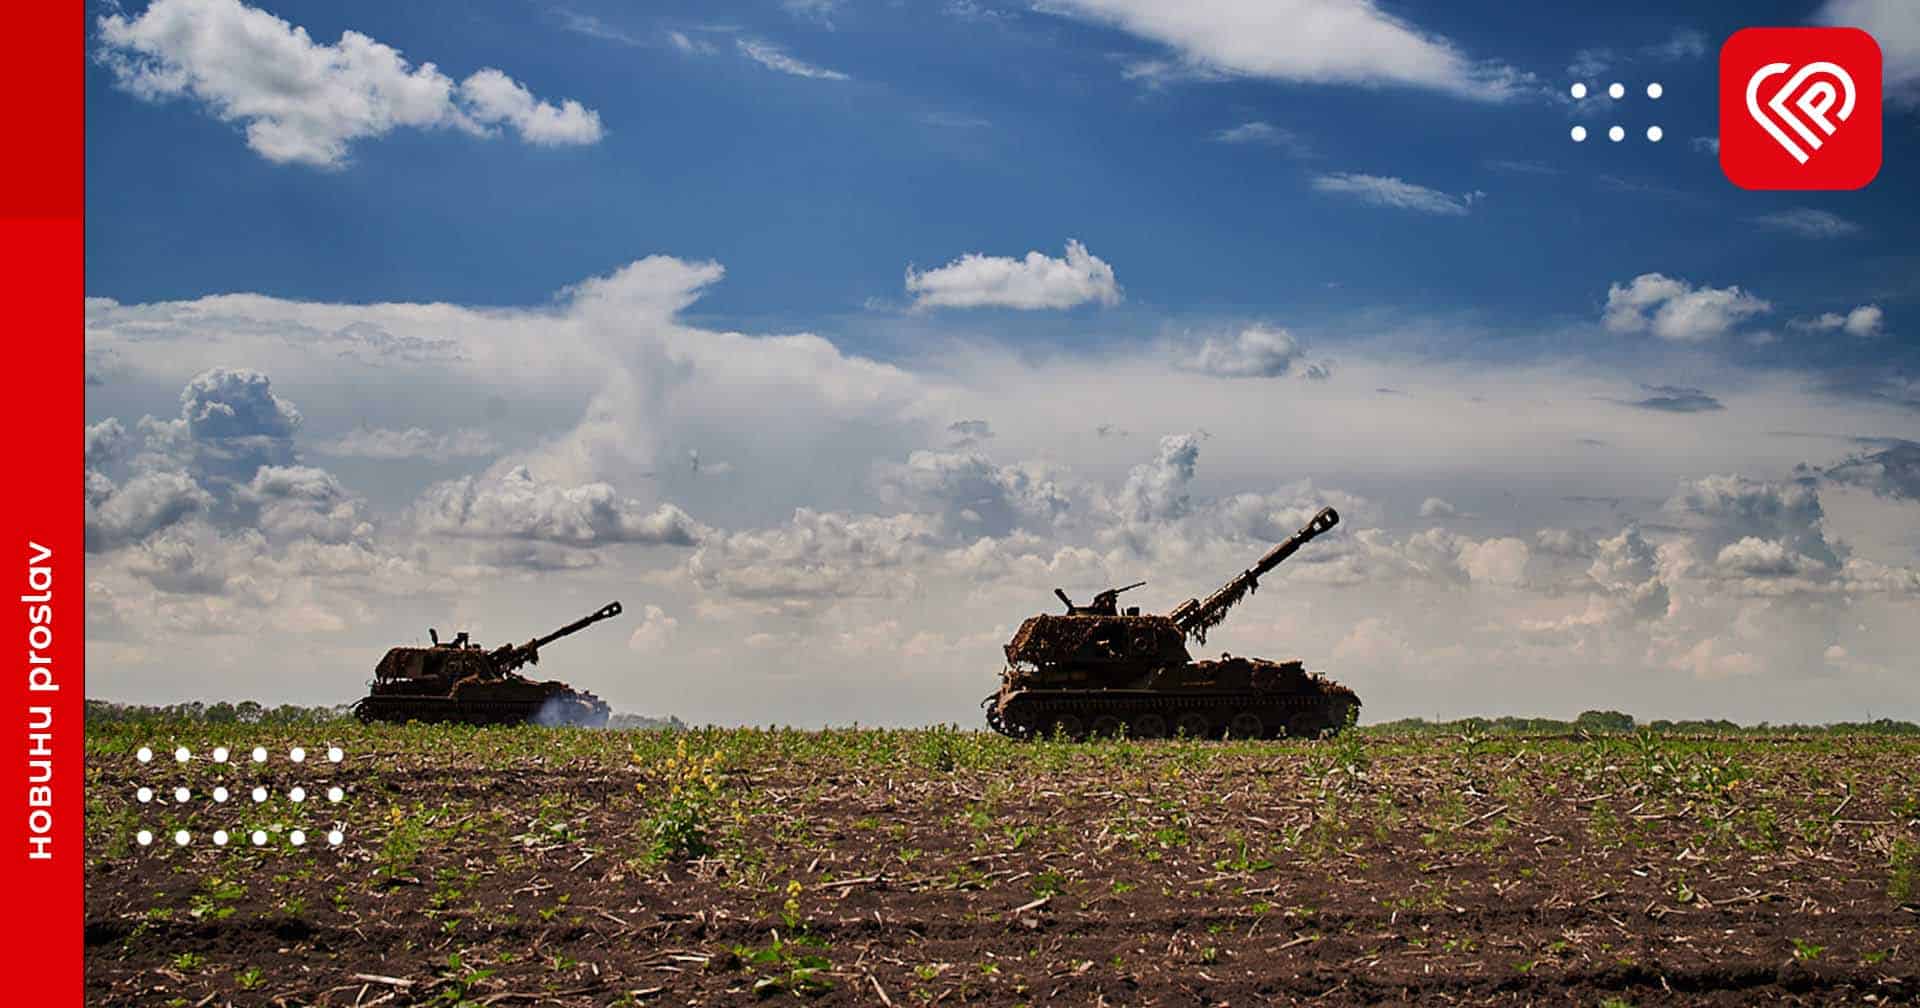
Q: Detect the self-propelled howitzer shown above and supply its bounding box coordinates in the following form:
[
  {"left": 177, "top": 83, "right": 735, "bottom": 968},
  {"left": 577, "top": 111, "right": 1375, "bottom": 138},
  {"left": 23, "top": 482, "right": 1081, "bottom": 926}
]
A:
[
  {"left": 983, "top": 508, "right": 1357, "bottom": 740},
  {"left": 351, "top": 602, "right": 623, "bottom": 727}
]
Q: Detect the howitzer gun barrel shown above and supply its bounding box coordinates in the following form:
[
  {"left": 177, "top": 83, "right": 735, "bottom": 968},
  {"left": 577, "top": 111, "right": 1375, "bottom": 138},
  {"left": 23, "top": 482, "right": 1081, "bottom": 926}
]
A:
[
  {"left": 529, "top": 600, "right": 624, "bottom": 651},
  {"left": 491, "top": 601, "right": 624, "bottom": 674},
  {"left": 1168, "top": 507, "right": 1338, "bottom": 642}
]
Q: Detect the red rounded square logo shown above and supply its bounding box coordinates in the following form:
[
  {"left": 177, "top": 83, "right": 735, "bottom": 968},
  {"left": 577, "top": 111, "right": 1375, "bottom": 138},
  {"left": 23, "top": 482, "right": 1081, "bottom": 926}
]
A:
[{"left": 1720, "top": 27, "right": 1881, "bottom": 190}]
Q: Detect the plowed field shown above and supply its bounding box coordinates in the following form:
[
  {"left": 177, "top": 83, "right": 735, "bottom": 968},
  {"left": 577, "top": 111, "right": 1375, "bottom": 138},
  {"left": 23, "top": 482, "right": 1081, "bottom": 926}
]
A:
[{"left": 86, "top": 725, "right": 1920, "bottom": 1005}]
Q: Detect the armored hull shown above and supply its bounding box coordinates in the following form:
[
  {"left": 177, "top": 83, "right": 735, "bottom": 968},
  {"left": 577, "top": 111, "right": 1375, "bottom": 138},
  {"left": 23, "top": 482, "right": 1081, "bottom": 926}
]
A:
[
  {"left": 984, "top": 657, "right": 1358, "bottom": 740},
  {"left": 351, "top": 679, "right": 610, "bottom": 727}
]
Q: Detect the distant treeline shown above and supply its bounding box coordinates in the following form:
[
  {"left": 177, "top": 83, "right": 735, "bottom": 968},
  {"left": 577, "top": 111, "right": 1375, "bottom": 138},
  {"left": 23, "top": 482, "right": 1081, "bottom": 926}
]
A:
[
  {"left": 86, "top": 699, "right": 348, "bottom": 726},
  {"left": 1366, "top": 709, "right": 1920, "bottom": 736},
  {"left": 85, "top": 699, "right": 685, "bottom": 732}
]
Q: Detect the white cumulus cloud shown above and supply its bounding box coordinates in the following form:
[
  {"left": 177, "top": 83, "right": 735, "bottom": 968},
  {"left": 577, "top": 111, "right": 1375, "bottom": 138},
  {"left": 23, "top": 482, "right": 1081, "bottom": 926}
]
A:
[
  {"left": 413, "top": 467, "right": 705, "bottom": 548},
  {"left": 904, "top": 239, "right": 1121, "bottom": 310},
  {"left": 1793, "top": 305, "right": 1883, "bottom": 338},
  {"left": 1602, "top": 273, "right": 1771, "bottom": 342},
  {"left": 96, "top": 0, "right": 603, "bottom": 167},
  {"left": 1181, "top": 325, "right": 1330, "bottom": 379}
]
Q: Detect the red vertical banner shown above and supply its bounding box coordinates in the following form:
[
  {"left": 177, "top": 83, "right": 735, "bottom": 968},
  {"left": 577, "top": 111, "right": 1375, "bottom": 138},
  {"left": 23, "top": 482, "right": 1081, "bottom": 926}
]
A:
[{"left": 0, "top": 6, "right": 84, "bottom": 1006}]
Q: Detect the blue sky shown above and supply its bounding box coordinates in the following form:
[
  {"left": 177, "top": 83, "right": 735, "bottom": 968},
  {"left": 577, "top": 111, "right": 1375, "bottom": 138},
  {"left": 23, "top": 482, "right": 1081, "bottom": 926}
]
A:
[
  {"left": 87, "top": 1, "right": 1915, "bottom": 356},
  {"left": 83, "top": 0, "right": 1920, "bottom": 724}
]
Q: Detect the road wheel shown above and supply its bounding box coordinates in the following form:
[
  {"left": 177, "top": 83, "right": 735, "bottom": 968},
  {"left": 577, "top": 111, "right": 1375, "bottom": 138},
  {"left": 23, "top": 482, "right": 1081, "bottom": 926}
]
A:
[
  {"left": 1048, "top": 713, "right": 1086, "bottom": 741},
  {"left": 1173, "top": 712, "right": 1212, "bottom": 739},
  {"left": 1130, "top": 712, "right": 1168, "bottom": 739},
  {"left": 1227, "top": 711, "right": 1265, "bottom": 739},
  {"left": 1089, "top": 714, "right": 1125, "bottom": 739},
  {"left": 1287, "top": 713, "right": 1323, "bottom": 739},
  {"left": 998, "top": 699, "right": 1039, "bottom": 738}
]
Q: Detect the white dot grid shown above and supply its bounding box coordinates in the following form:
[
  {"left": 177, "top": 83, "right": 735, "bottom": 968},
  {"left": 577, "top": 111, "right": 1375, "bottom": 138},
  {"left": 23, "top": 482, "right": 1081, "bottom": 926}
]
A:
[
  {"left": 1568, "top": 81, "right": 1663, "bottom": 142},
  {"left": 145, "top": 743, "right": 346, "bottom": 765},
  {"left": 134, "top": 742, "right": 348, "bottom": 850},
  {"left": 138, "top": 822, "right": 348, "bottom": 847}
]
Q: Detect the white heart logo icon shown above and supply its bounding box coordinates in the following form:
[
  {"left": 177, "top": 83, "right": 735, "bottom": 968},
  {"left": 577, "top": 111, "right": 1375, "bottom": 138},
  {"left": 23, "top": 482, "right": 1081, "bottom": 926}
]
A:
[{"left": 1746, "top": 61, "right": 1857, "bottom": 164}]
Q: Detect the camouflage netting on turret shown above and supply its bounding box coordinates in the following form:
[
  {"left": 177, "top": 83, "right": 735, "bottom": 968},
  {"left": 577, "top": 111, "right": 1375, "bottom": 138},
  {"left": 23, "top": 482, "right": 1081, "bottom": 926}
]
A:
[
  {"left": 1181, "top": 578, "right": 1257, "bottom": 645},
  {"left": 1004, "top": 616, "right": 1107, "bottom": 666}
]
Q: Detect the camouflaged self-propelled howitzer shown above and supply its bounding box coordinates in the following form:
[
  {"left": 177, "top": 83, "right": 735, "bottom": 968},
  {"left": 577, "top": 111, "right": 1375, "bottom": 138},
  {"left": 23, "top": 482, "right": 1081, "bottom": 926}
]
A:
[
  {"left": 351, "top": 602, "right": 622, "bottom": 727},
  {"left": 983, "top": 508, "right": 1357, "bottom": 740}
]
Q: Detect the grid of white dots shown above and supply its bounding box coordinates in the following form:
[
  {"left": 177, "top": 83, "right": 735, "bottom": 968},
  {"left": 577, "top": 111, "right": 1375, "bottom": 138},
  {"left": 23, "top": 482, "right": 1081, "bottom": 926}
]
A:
[
  {"left": 138, "top": 744, "right": 347, "bottom": 766},
  {"left": 142, "top": 743, "right": 339, "bottom": 764},
  {"left": 132, "top": 742, "right": 348, "bottom": 850},
  {"left": 134, "top": 823, "right": 346, "bottom": 848},
  {"left": 136, "top": 783, "right": 344, "bottom": 804},
  {"left": 134, "top": 828, "right": 351, "bottom": 849},
  {"left": 1568, "top": 81, "right": 1662, "bottom": 142},
  {"left": 145, "top": 829, "right": 350, "bottom": 848}
]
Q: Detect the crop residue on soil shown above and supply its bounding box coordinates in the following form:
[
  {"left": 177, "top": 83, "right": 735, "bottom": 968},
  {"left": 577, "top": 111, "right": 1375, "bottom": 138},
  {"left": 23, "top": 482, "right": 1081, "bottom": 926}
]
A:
[{"left": 86, "top": 725, "right": 1919, "bottom": 1005}]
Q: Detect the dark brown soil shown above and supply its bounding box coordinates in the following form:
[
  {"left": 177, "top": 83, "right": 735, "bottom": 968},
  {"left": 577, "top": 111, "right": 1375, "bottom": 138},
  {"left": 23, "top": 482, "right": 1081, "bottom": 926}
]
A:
[{"left": 84, "top": 729, "right": 1920, "bottom": 1005}]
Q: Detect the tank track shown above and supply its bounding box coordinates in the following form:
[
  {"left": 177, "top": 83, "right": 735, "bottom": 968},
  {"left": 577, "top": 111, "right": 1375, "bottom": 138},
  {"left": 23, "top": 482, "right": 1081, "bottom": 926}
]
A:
[
  {"left": 351, "top": 692, "right": 610, "bottom": 728},
  {"left": 984, "top": 688, "right": 1355, "bottom": 741}
]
